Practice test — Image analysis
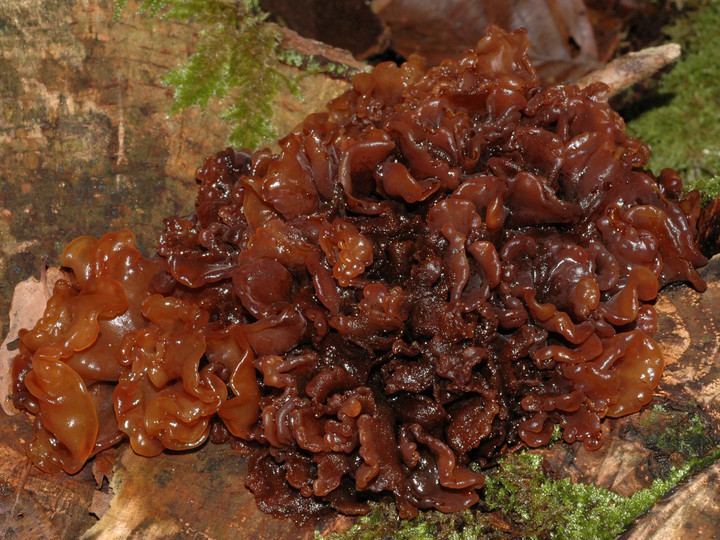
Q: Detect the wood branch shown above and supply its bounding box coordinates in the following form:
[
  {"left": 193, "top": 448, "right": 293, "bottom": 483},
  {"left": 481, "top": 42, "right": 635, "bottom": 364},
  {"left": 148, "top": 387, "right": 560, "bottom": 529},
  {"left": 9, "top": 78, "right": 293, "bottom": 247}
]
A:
[
  {"left": 576, "top": 43, "right": 681, "bottom": 97},
  {"left": 625, "top": 460, "right": 720, "bottom": 540},
  {"left": 275, "top": 25, "right": 370, "bottom": 81}
]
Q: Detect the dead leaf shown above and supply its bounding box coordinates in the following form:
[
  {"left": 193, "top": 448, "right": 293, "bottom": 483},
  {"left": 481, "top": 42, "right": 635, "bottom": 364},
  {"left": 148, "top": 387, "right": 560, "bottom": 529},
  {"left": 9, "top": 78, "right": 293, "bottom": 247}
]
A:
[
  {"left": 371, "top": 0, "right": 663, "bottom": 83},
  {"left": 261, "top": 0, "right": 390, "bottom": 59},
  {"left": 89, "top": 490, "right": 114, "bottom": 521},
  {"left": 92, "top": 448, "right": 119, "bottom": 489},
  {"left": 0, "top": 268, "right": 68, "bottom": 416},
  {"left": 372, "top": 0, "right": 602, "bottom": 82},
  {"left": 81, "top": 443, "right": 317, "bottom": 540}
]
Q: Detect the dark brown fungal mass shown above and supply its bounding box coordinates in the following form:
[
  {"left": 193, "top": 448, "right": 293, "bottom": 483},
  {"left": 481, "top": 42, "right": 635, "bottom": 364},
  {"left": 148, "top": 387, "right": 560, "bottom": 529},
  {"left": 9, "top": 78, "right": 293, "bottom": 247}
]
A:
[{"left": 10, "top": 27, "right": 707, "bottom": 521}]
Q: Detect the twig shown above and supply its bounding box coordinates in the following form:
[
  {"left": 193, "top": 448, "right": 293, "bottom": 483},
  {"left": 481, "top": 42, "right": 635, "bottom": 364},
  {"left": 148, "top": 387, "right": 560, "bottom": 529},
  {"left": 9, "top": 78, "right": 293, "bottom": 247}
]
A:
[
  {"left": 274, "top": 25, "right": 369, "bottom": 81},
  {"left": 274, "top": 31, "right": 681, "bottom": 91},
  {"left": 576, "top": 43, "right": 681, "bottom": 97}
]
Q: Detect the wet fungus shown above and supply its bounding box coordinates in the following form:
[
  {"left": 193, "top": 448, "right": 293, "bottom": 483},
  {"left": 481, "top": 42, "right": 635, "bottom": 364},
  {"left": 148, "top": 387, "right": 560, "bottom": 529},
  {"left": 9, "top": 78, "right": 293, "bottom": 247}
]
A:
[{"left": 11, "top": 26, "right": 707, "bottom": 520}]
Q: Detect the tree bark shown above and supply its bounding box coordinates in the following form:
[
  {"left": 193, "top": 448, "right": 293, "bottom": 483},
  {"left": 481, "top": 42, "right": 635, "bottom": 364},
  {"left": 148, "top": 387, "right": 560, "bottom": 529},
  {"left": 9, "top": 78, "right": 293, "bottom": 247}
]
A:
[{"left": 0, "top": 0, "right": 349, "bottom": 340}]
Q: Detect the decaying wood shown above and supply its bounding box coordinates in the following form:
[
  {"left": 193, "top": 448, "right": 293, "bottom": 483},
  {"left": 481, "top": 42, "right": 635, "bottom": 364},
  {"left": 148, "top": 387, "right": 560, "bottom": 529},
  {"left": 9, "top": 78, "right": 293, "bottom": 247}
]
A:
[
  {"left": 654, "top": 256, "right": 720, "bottom": 428},
  {"left": 0, "top": 425, "right": 99, "bottom": 538},
  {"left": 625, "top": 460, "right": 720, "bottom": 540},
  {"left": 275, "top": 25, "right": 370, "bottom": 80},
  {"left": 0, "top": 0, "right": 350, "bottom": 341},
  {"left": 1, "top": 257, "right": 718, "bottom": 539},
  {"left": 1, "top": 0, "right": 718, "bottom": 538},
  {"left": 576, "top": 43, "right": 682, "bottom": 97}
]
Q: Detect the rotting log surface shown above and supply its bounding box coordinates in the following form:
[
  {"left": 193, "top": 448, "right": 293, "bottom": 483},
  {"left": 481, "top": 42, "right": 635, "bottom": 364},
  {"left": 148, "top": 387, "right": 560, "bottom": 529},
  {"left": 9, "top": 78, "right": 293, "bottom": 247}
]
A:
[
  {"left": 1, "top": 258, "right": 718, "bottom": 539},
  {"left": 1, "top": 1, "right": 719, "bottom": 539},
  {"left": 0, "top": 0, "right": 349, "bottom": 340}
]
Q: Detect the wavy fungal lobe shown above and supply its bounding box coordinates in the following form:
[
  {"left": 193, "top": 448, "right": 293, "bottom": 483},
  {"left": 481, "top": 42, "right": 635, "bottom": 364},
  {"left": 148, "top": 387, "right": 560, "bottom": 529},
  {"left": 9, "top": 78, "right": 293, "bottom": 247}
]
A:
[{"left": 11, "top": 26, "right": 707, "bottom": 520}]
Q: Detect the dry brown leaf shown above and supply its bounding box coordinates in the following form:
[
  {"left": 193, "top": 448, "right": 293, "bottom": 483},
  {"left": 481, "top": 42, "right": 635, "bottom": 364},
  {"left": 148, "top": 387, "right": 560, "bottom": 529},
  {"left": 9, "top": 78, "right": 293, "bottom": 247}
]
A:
[
  {"left": 373, "top": 0, "right": 603, "bottom": 82},
  {"left": 92, "top": 448, "right": 119, "bottom": 490},
  {"left": 81, "top": 443, "right": 314, "bottom": 540},
  {"left": 89, "top": 490, "right": 114, "bottom": 521},
  {"left": 0, "top": 268, "right": 68, "bottom": 416},
  {"left": 262, "top": 0, "right": 390, "bottom": 59}
]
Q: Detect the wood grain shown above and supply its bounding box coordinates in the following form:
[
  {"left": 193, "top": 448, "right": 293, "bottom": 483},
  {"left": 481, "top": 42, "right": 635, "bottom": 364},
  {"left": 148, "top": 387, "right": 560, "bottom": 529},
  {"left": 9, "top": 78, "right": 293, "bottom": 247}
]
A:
[{"left": 0, "top": 0, "right": 348, "bottom": 341}]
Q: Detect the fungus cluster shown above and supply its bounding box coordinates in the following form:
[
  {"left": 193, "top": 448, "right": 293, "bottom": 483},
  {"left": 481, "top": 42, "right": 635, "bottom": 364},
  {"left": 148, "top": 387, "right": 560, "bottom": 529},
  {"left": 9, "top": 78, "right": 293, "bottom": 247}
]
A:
[{"left": 11, "top": 27, "right": 706, "bottom": 520}]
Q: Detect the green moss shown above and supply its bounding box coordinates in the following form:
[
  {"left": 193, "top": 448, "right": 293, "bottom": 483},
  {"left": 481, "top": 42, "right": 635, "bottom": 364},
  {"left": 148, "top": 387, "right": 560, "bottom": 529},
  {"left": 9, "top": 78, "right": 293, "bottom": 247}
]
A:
[
  {"left": 323, "top": 419, "right": 720, "bottom": 540},
  {"left": 113, "top": 0, "right": 368, "bottom": 149},
  {"left": 276, "top": 47, "right": 306, "bottom": 69},
  {"left": 275, "top": 47, "right": 366, "bottom": 79},
  {"left": 480, "top": 409, "right": 720, "bottom": 539},
  {"left": 321, "top": 503, "right": 492, "bottom": 540},
  {"left": 626, "top": 0, "right": 720, "bottom": 195},
  {"left": 483, "top": 451, "right": 720, "bottom": 540},
  {"left": 636, "top": 408, "right": 716, "bottom": 465},
  {"left": 687, "top": 175, "right": 720, "bottom": 205},
  {"left": 114, "top": 0, "right": 295, "bottom": 149}
]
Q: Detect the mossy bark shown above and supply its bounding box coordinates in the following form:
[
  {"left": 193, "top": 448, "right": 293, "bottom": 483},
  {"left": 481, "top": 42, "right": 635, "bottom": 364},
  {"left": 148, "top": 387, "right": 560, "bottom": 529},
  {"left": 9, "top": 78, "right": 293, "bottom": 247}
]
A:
[{"left": 0, "top": 0, "right": 348, "bottom": 339}]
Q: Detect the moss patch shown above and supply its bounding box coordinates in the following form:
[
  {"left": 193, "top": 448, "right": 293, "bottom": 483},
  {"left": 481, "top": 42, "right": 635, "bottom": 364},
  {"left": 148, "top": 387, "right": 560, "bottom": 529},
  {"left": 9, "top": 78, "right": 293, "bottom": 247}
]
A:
[
  {"left": 115, "top": 0, "right": 294, "bottom": 149},
  {"left": 626, "top": 0, "right": 720, "bottom": 192},
  {"left": 638, "top": 406, "right": 716, "bottom": 459},
  {"left": 322, "top": 407, "right": 720, "bottom": 539},
  {"left": 321, "top": 503, "right": 496, "bottom": 540},
  {"left": 484, "top": 448, "right": 719, "bottom": 540}
]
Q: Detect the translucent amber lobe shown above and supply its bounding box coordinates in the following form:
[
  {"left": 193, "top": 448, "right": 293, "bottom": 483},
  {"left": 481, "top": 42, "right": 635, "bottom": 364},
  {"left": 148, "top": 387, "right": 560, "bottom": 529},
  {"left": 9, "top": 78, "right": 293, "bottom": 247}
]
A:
[
  {"left": 24, "top": 346, "right": 98, "bottom": 474},
  {"left": 13, "top": 230, "right": 160, "bottom": 473},
  {"left": 12, "top": 26, "right": 707, "bottom": 520}
]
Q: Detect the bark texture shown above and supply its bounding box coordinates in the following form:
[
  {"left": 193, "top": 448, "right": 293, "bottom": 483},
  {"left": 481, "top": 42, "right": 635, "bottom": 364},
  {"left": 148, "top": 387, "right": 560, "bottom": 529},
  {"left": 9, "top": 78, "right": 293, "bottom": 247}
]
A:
[{"left": 0, "top": 0, "right": 348, "bottom": 339}]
